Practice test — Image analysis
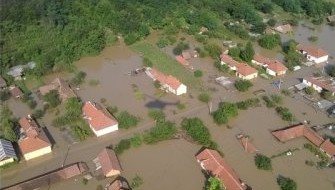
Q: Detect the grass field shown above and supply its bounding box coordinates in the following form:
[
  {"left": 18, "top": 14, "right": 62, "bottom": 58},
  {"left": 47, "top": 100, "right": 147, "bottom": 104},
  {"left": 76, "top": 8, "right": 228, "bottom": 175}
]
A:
[{"left": 130, "top": 42, "right": 200, "bottom": 89}]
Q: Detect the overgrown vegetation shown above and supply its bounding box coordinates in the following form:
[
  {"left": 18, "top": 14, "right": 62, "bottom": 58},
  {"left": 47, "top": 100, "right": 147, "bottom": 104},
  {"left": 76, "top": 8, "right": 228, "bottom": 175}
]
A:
[
  {"left": 148, "top": 109, "right": 166, "bottom": 122},
  {"left": 0, "top": 106, "right": 18, "bottom": 142},
  {"left": 181, "top": 118, "right": 212, "bottom": 147},
  {"left": 143, "top": 121, "right": 177, "bottom": 144},
  {"left": 212, "top": 102, "right": 238, "bottom": 125},
  {"left": 304, "top": 143, "right": 330, "bottom": 168},
  {"left": 275, "top": 106, "right": 294, "bottom": 122},
  {"left": 130, "top": 175, "right": 143, "bottom": 189},
  {"left": 43, "top": 90, "right": 61, "bottom": 108},
  {"left": 258, "top": 34, "right": 281, "bottom": 49},
  {"left": 198, "top": 93, "right": 211, "bottom": 103},
  {"left": 205, "top": 177, "right": 224, "bottom": 190},
  {"left": 117, "top": 111, "right": 139, "bottom": 129},
  {"left": 236, "top": 98, "right": 260, "bottom": 110},
  {"left": 234, "top": 80, "right": 253, "bottom": 92}
]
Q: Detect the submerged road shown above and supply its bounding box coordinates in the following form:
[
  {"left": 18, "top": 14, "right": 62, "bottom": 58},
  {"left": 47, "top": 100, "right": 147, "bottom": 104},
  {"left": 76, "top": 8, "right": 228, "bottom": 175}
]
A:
[{"left": 0, "top": 104, "right": 208, "bottom": 188}]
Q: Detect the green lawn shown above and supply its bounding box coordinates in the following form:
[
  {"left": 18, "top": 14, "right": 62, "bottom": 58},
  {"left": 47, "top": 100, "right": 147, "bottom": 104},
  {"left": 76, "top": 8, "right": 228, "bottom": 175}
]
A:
[{"left": 130, "top": 41, "right": 200, "bottom": 89}]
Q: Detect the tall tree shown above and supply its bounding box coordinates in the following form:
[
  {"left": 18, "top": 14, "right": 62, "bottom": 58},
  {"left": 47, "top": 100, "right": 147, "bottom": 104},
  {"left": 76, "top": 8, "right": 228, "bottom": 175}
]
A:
[{"left": 240, "top": 41, "right": 255, "bottom": 62}]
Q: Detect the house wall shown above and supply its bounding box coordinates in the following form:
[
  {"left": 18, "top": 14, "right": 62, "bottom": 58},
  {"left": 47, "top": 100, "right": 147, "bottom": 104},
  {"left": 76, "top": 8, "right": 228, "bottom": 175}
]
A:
[
  {"left": 237, "top": 72, "right": 258, "bottom": 80},
  {"left": 0, "top": 157, "right": 15, "bottom": 166},
  {"left": 307, "top": 55, "right": 328, "bottom": 64},
  {"left": 106, "top": 169, "right": 121, "bottom": 177},
  {"left": 302, "top": 79, "right": 323, "bottom": 93},
  {"left": 251, "top": 60, "right": 267, "bottom": 67},
  {"left": 266, "top": 69, "right": 277, "bottom": 76},
  {"left": 220, "top": 61, "right": 237, "bottom": 71},
  {"left": 91, "top": 124, "right": 118, "bottom": 137},
  {"left": 23, "top": 146, "right": 52, "bottom": 160},
  {"left": 176, "top": 84, "right": 187, "bottom": 95}
]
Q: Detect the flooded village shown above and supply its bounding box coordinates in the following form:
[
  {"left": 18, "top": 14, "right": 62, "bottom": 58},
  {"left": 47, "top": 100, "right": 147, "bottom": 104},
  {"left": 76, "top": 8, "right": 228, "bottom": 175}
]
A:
[{"left": 1, "top": 6, "right": 335, "bottom": 190}]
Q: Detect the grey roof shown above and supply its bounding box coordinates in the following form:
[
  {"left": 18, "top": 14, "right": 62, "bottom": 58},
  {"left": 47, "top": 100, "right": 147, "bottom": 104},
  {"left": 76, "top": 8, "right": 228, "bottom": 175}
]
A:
[
  {"left": 7, "top": 65, "right": 24, "bottom": 78},
  {"left": 0, "top": 139, "right": 17, "bottom": 161}
]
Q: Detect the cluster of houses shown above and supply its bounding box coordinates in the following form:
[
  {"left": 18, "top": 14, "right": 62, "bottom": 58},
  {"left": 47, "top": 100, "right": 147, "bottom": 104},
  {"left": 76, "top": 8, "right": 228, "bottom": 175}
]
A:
[{"left": 272, "top": 123, "right": 335, "bottom": 160}]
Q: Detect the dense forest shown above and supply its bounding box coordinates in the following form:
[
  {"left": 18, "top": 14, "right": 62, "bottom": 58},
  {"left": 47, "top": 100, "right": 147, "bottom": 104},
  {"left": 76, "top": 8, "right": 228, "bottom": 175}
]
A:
[{"left": 1, "top": 0, "right": 334, "bottom": 76}]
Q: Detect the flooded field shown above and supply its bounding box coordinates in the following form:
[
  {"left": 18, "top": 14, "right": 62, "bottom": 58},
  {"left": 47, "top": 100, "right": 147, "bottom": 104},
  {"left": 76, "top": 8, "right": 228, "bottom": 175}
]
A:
[{"left": 120, "top": 139, "right": 204, "bottom": 190}]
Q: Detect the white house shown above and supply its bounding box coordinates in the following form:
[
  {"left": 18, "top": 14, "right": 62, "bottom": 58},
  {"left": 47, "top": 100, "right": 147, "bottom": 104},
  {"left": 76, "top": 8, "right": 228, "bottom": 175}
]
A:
[
  {"left": 252, "top": 54, "right": 270, "bottom": 67},
  {"left": 83, "top": 101, "right": 119, "bottom": 137},
  {"left": 145, "top": 68, "right": 187, "bottom": 95},
  {"left": 302, "top": 77, "right": 335, "bottom": 95},
  {"left": 266, "top": 61, "right": 288, "bottom": 76},
  {"left": 0, "top": 139, "right": 17, "bottom": 166},
  {"left": 18, "top": 116, "right": 52, "bottom": 160},
  {"left": 297, "top": 44, "right": 329, "bottom": 64}
]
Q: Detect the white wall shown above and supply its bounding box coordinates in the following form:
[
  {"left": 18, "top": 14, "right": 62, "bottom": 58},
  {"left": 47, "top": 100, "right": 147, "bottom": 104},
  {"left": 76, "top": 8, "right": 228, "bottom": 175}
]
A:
[
  {"left": 24, "top": 146, "right": 52, "bottom": 160},
  {"left": 302, "top": 79, "right": 323, "bottom": 93},
  {"left": 237, "top": 72, "right": 258, "bottom": 80},
  {"left": 0, "top": 157, "right": 14, "bottom": 166},
  {"left": 307, "top": 55, "right": 328, "bottom": 64},
  {"left": 91, "top": 124, "right": 118, "bottom": 137},
  {"left": 176, "top": 84, "right": 187, "bottom": 95},
  {"left": 266, "top": 69, "right": 276, "bottom": 76}
]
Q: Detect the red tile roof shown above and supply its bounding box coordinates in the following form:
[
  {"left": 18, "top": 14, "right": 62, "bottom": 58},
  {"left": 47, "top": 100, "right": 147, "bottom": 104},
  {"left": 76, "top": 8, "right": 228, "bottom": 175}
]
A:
[
  {"left": 267, "top": 60, "right": 287, "bottom": 73},
  {"left": 9, "top": 86, "right": 23, "bottom": 98},
  {"left": 296, "top": 44, "right": 328, "bottom": 58},
  {"left": 320, "top": 139, "right": 335, "bottom": 157},
  {"left": 176, "top": 55, "right": 191, "bottom": 68},
  {"left": 220, "top": 53, "right": 241, "bottom": 68},
  {"left": 272, "top": 124, "right": 335, "bottom": 158},
  {"left": 237, "top": 64, "right": 258, "bottom": 76},
  {"left": 18, "top": 116, "right": 51, "bottom": 154},
  {"left": 146, "top": 68, "right": 183, "bottom": 90},
  {"left": 196, "top": 149, "right": 247, "bottom": 190},
  {"left": 97, "top": 148, "right": 122, "bottom": 177},
  {"left": 83, "top": 102, "right": 118, "bottom": 131},
  {"left": 239, "top": 137, "right": 257, "bottom": 154},
  {"left": 253, "top": 54, "right": 271, "bottom": 66},
  {"left": 39, "top": 78, "right": 77, "bottom": 101},
  {"left": 304, "top": 77, "right": 335, "bottom": 93}
]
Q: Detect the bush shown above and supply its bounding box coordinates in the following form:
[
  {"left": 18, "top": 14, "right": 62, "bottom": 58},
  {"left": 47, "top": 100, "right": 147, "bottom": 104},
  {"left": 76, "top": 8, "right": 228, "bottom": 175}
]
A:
[
  {"left": 117, "top": 111, "right": 139, "bottom": 129},
  {"left": 236, "top": 98, "right": 260, "bottom": 110},
  {"left": 270, "top": 94, "right": 283, "bottom": 105},
  {"left": 181, "top": 118, "right": 211, "bottom": 146},
  {"left": 198, "top": 93, "right": 211, "bottom": 103},
  {"left": 304, "top": 87, "right": 314, "bottom": 95},
  {"left": 27, "top": 99, "right": 37, "bottom": 109},
  {"left": 204, "top": 43, "right": 222, "bottom": 58},
  {"left": 212, "top": 102, "right": 238, "bottom": 125},
  {"left": 107, "top": 106, "right": 118, "bottom": 114},
  {"left": 173, "top": 42, "right": 190, "bottom": 55},
  {"left": 130, "top": 134, "right": 143, "bottom": 148},
  {"left": 234, "top": 80, "right": 253, "bottom": 92},
  {"left": 43, "top": 90, "right": 60, "bottom": 108},
  {"left": 32, "top": 109, "right": 45, "bottom": 119},
  {"left": 156, "top": 37, "right": 169, "bottom": 48},
  {"left": 71, "top": 71, "right": 86, "bottom": 86},
  {"left": 115, "top": 139, "right": 131, "bottom": 154},
  {"left": 308, "top": 36, "right": 318, "bottom": 42},
  {"left": 275, "top": 106, "right": 294, "bottom": 122},
  {"left": 130, "top": 175, "right": 143, "bottom": 189},
  {"left": 254, "top": 154, "right": 272, "bottom": 170},
  {"left": 194, "top": 70, "right": 203, "bottom": 78},
  {"left": 277, "top": 176, "right": 297, "bottom": 190},
  {"left": 148, "top": 109, "right": 165, "bottom": 122},
  {"left": 153, "top": 80, "right": 161, "bottom": 88},
  {"left": 71, "top": 125, "right": 91, "bottom": 141},
  {"left": 262, "top": 95, "right": 276, "bottom": 108},
  {"left": 267, "top": 18, "right": 277, "bottom": 27},
  {"left": 143, "top": 121, "right": 177, "bottom": 144},
  {"left": 0, "top": 90, "right": 10, "bottom": 101}
]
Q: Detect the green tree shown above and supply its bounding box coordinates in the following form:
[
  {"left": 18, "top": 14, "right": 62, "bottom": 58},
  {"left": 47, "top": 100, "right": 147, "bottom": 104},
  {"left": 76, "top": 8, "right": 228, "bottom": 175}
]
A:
[
  {"left": 117, "top": 111, "right": 139, "bottom": 129},
  {"left": 143, "top": 121, "right": 177, "bottom": 144},
  {"left": 204, "top": 43, "right": 222, "bottom": 58},
  {"left": 267, "top": 18, "right": 277, "bottom": 27},
  {"left": 234, "top": 80, "right": 253, "bottom": 92},
  {"left": 304, "top": 87, "right": 315, "bottom": 95},
  {"left": 198, "top": 93, "right": 211, "bottom": 103},
  {"left": 194, "top": 70, "right": 203, "bottom": 78},
  {"left": 254, "top": 154, "right": 272, "bottom": 170},
  {"left": 228, "top": 47, "right": 241, "bottom": 58},
  {"left": 206, "top": 177, "right": 224, "bottom": 190},
  {"left": 212, "top": 102, "right": 238, "bottom": 125},
  {"left": 258, "top": 34, "right": 281, "bottom": 49},
  {"left": 43, "top": 90, "right": 61, "bottom": 108},
  {"left": 181, "top": 118, "right": 211, "bottom": 146},
  {"left": 0, "top": 107, "right": 17, "bottom": 142},
  {"left": 240, "top": 42, "right": 255, "bottom": 62},
  {"left": 277, "top": 176, "right": 297, "bottom": 190},
  {"left": 148, "top": 109, "right": 165, "bottom": 122},
  {"left": 143, "top": 57, "right": 153, "bottom": 67}
]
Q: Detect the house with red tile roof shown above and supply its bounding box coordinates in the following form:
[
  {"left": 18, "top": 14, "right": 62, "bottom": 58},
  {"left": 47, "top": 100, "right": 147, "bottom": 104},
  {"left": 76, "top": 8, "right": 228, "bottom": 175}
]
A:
[
  {"left": 221, "top": 53, "right": 258, "bottom": 80},
  {"left": 236, "top": 64, "right": 258, "bottom": 80},
  {"left": 237, "top": 135, "right": 258, "bottom": 154},
  {"left": 95, "top": 148, "right": 122, "bottom": 177},
  {"left": 39, "top": 78, "right": 77, "bottom": 102},
  {"left": 145, "top": 67, "right": 187, "bottom": 95},
  {"left": 296, "top": 44, "right": 329, "bottom": 64},
  {"left": 196, "top": 149, "right": 248, "bottom": 190},
  {"left": 272, "top": 124, "right": 335, "bottom": 159},
  {"left": 83, "top": 101, "right": 118, "bottom": 137},
  {"left": 252, "top": 54, "right": 287, "bottom": 76},
  {"left": 18, "top": 115, "right": 52, "bottom": 160},
  {"left": 302, "top": 77, "right": 335, "bottom": 96},
  {"left": 266, "top": 60, "right": 288, "bottom": 76}
]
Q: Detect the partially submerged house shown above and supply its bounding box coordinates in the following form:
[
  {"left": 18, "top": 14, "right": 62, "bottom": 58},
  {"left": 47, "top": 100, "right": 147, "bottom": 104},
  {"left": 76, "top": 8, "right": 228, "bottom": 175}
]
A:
[
  {"left": 272, "top": 124, "right": 335, "bottom": 159},
  {"left": 39, "top": 78, "right": 77, "bottom": 101},
  {"left": 176, "top": 55, "right": 193, "bottom": 70},
  {"left": 145, "top": 67, "right": 187, "bottom": 95},
  {"left": 302, "top": 77, "right": 335, "bottom": 95},
  {"left": 18, "top": 115, "right": 52, "bottom": 160},
  {"left": 106, "top": 178, "right": 130, "bottom": 190},
  {"left": 252, "top": 54, "right": 287, "bottom": 76},
  {"left": 274, "top": 24, "right": 293, "bottom": 34},
  {"left": 296, "top": 44, "right": 329, "bottom": 64},
  {"left": 0, "top": 139, "right": 17, "bottom": 166},
  {"left": 220, "top": 53, "right": 258, "bottom": 80},
  {"left": 236, "top": 134, "right": 258, "bottom": 154},
  {"left": 9, "top": 86, "right": 23, "bottom": 99},
  {"left": 94, "top": 148, "right": 122, "bottom": 177},
  {"left": 196, "top": 148, "right": 248, "bottom": 190},
  {"left": 82, "top": 101, "right": 119, "bottom": 137}
]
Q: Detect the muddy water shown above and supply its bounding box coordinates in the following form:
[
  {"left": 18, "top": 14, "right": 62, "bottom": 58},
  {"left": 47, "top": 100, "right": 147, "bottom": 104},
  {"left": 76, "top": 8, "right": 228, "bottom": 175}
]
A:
[
  {"left": 282, "top": 22, "right": 335, "bottom": 59},
  {"left": 120, "top": 139, "right": 204, "bottom": 190}
]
